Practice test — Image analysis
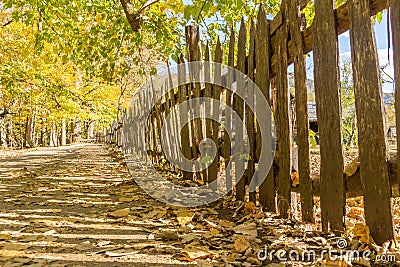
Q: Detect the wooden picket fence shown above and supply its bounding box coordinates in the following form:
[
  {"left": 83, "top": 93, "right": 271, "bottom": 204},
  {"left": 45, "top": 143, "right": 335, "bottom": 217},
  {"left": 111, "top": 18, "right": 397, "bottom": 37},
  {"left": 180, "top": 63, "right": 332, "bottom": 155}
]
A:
[{"left": 118, "top": 0, "right": 398, "bottom": 245}]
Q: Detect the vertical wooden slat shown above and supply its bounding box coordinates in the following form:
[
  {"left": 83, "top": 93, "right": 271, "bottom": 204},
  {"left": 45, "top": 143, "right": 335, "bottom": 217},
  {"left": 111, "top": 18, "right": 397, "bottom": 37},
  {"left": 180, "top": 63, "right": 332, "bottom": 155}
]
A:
[
  {"left": 208, "top": 38, "right": 223, "bottom": 191},
  {"left": 160, "top": 84, "right": 172, "bottom": 168},
  {"left": 204, "top": 42, "right": 212, "bottom": 184},
  {"left": 235, "top": 19, "right": 247, "bottom": 201},
  {"left": 313, "top": 0, "right": 345, "bottom": 232},
  {"left": 186, "top": 25, "right": 203, "bottom": 175},
  {"left": 167, "top": 65, "right": 180, "bottom": 170},
  {"left": 178, "top": 55, "right": 193, "bottom": 181},
  {"left": 247, "top": 21, "right": 256, "bottom": 203},
  {"left": 224, "top": 26, "right": 236, "bottom": 194},
  {"left": 391, "top": 0, "right": 400, "bottom": 192},
  {"left": 275, "top": 8, "right": 291, "bottom": 218},
  {"left": 256, "top": 7, "right": 276, "bottom": 212},
  {"left": 348, "top": 0, "right": 394, "bottom": 244},
  {"left": 287, "top": 0, "right": 313, "bottom": 223}
]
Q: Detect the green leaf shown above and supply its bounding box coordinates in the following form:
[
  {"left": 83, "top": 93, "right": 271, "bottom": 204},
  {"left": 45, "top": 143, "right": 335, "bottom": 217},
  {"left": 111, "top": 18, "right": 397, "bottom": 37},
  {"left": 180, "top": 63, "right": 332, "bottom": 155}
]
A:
[{"left": 200, "top": 156, "right": 212, "bottom": 164}]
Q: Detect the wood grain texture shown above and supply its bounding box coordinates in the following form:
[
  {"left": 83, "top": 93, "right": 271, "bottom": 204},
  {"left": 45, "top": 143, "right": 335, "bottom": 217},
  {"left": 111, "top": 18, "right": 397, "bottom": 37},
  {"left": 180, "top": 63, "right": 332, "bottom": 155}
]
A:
[
  {"left": 256, "top": 7, "right": 276, "bottom": 212},
  {"left": 178, "top": 55, "right": 193, "bottom": 181},
  {"left": 313, "top": 0, "right": 345, "bottom": 232},
  {"left": 247, "top": 21, "right": 256, "bottom": 203},
  {"left": 275, "top": 8, "right": 291, "bottom": 218},
  {"left": 349, "top": 0, "right": 394, "bottom": 244},
  {"left": 185, "top": 26, "right": 202, "bottom": 170},
  {"left": 286, "top": 0, "right": 313, "bottom": 223},
  {"left": 391, "top": 0, "right": 400, "bottom": 191},
  {"left": 235, "top": 19, "right": 247, "bottom": 201},
  {"left": 209, "top": 38, "right": 223, "bottom": 191},
  {"left": 224, "top": 26, "right": 235, "bottom": 194}
]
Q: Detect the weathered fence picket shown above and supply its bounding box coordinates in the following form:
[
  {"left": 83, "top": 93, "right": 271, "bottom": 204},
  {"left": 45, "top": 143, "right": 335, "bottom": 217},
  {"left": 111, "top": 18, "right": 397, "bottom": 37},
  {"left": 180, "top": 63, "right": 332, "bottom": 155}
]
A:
[
  {"left": 349, "top": 0, "right": 394, "bottom": 244},
  {"left": 313, "top": 0, "right": 345, "bottom": 232}
]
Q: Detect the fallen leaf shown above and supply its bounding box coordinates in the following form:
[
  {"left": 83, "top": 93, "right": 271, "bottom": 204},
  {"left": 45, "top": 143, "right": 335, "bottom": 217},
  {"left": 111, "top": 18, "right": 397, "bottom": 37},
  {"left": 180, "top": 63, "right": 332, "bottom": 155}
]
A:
[
  {"left": 232, "top": 222, "right": 257, "bottom": 238},
  {"left": 244, "top": 202, "right": 256, "bottom": 213},
  {"left": 177, "top": 211, "right": 195, "bottom": 225},
  {"left": 291, "top": 172, "right": 299, "bottom": 187},
  {"left": 352, "top": 224, "right": 371, "bottom": 244},
  {"left": 182, "top": 244, "right": 213, "bottom": 261},
  {"left": 232, "top": 237, "right": 250, "bottom": 253},
  {"left": 219, "top": 220, "right": 235, "bottom": 228},
  {"left": 0, "top": 233, "right": 12, "bottom": 241},
  {"left": 109, "top": 208, "right": 130, "bottom": 218},
  {"left": 119, "top": 197, "right": 134, "bottom": 202}
]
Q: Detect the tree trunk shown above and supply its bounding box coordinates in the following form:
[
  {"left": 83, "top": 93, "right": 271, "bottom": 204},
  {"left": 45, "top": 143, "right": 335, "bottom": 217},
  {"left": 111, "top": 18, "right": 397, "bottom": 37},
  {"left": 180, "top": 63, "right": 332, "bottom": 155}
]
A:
[
  {"left": 61, "top": 118, "right": 67, "bottom": 146},
  {"left": 49, "top": 123, "right": 58, "bottom": 147},
  {"left": 0, "top": 117, "right": 6, "bottom": 148},
  {"left": 7, "top": 116, "right": 13, "bottom": 149},
  {"left": 88, "top": 120, "right": 95, "bottom": 139},
  {"left": 25, "top": 115, "right": 36, "bottom": 148},
  {"left": 70, "top": 120, "right": 75, "bottom": 143},
  {"left": 41, "top": 117, "right": 47, "bottom": 147}
]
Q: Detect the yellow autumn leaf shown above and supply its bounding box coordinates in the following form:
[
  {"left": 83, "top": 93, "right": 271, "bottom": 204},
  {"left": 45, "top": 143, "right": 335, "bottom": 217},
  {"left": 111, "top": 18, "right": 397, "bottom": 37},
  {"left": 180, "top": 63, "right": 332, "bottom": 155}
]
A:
[{"left": 177, "top": 211, "right": 195, "bottom": 225}]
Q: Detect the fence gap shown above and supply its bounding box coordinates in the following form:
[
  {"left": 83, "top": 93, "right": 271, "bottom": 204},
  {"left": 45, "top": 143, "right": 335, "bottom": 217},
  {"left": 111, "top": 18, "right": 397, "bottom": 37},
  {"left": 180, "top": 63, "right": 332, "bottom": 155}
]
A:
[{"left": 287, "top": 0, "right": 314, "bottom": 223}]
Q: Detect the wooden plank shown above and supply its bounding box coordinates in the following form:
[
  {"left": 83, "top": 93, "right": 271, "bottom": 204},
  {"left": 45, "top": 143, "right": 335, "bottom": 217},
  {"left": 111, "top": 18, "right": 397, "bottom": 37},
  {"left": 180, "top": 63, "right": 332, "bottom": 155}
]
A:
[
  {"left": 224, "top": 26, "right": 235, "bottom": 194},
  {"left": 167, "top": 65, "right": 180, "bottom": 172},
  {"left": 235, "top": 19, "right": 247, "bottom": 201},
  {"left": 247, "top": 21, "right": 256, "bottom": 203},
  {"left": 185, "top": 25, "right": 203, "bottom": 172},
  {"left": 270, "top": 0, "right": 389, "bottom": 78},
  {"left": 313, "top": 0, "right": 345, "bottom": 232},
  {"left": 275, "top": 8, "right": 291, "bottom": 218},
  {"left": 178, "top": 55, "right": 193, "bottom": 181},
  {"left": 286, "top": 0, "right": 313, "bottom": 223},
  {"left": 203, "top": 42, "right": 212, "bottom": 184},
  {"left": 348, "top": 0, "right": 394, "bottom": 244},
  {"left": 208, "top": 38, "right": 223, "bottom": 191},
  {"left": 256, "top": 7, "right": 276, "bottom": 212},
  {"left": 391, "top": 0, "right": 400, "bottom": 194},
  {"left": 270, "top": 0, "right": 311, "bottom": 35}
]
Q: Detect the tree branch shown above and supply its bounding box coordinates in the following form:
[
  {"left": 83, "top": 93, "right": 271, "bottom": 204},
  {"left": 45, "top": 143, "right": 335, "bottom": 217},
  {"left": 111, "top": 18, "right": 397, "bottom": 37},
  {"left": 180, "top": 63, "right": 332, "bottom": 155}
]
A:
[{"left": 2, "top": 20, "right": 13, "bottom": 27}]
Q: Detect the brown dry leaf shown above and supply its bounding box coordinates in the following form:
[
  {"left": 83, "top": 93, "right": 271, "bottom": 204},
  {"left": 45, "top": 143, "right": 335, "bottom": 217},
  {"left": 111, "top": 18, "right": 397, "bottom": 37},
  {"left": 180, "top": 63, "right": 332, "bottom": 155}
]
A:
[
  {"left": 244, "top": 202, "right": 256, "bottom": 213},
  {"left": 232, "top": 236, "right": 250, "bottom": 253},
  {"left": 109, "top": 208, "right": 130, "bottom": 218},
  {"left": 232, "top": 222, "right": 257, "bottom": 238},
  {"left": 0, "top": 233, "right": 12, "bottom": 241},
  {"left": 291, "top": 172, "right": 299, "bottom": 187},
  {"left": 219, "top": 220, "right": 235, "bottom": 228},
  {"left": 177, "top": 211, "right": 195, "bottom": 225},
  {"left": 352, "top": 224, "right": 371, "bottom": 244},
  {"left": 119, "top": 197, "right": 134, "bottom": 202},
  {"left": 1, "top": 243, "right": 29, "bottom": 250},
  {"left": 195, "top": 179, "right": 205, "bottom": 185},
  {"left": 181, "top": 244, "right": 213, "bottom": 261},
  {"left": 203, "top": 228, "right": 220, "bottom": 238},
  {"left": 155, "top": 209, "right": 167, "bottom": 219},
  {"left": 344, "top": 156, "right": 359, "bottom": 177}
]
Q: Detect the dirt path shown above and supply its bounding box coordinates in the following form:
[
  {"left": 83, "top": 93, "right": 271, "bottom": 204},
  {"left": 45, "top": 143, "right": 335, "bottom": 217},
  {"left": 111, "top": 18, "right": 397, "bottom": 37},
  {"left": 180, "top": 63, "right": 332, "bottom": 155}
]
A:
[
  {"left": 1, "top": 144, "right": 399, "bottom": 267},
  {"left": 0, "top": 144, "right": 194, "bottom": 266}
]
